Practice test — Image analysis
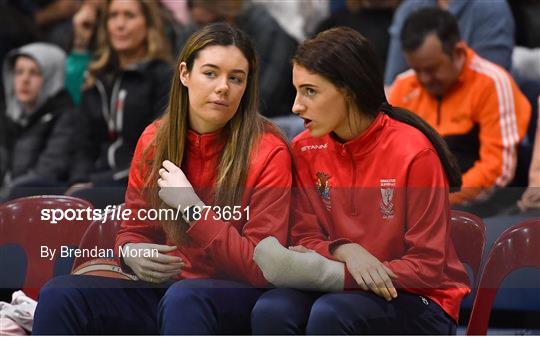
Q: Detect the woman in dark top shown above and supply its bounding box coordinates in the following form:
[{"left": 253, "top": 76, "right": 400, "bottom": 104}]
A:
[{"left": 68, "top": 0, "right": 173, "bottom": 207}]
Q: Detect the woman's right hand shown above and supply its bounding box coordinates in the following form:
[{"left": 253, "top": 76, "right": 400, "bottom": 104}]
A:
[
  {"left": 122, "top": 243, "right": 184, "bottom": 283},
  {"left": 333, "top": 243, "right": 398, "bottom": 301}
]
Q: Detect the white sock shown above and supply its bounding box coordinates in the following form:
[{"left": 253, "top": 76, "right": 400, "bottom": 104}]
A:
[{"left": 253, "top": 236, "right": 344, "bottom": 292}]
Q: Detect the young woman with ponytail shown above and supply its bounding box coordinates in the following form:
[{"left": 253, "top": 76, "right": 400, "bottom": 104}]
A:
[
  {"left": 252, "top": 27, "right": 470, "bottom": 335},
  {"left": 33, "top": 23, "right": 291, "bottom": 335}
]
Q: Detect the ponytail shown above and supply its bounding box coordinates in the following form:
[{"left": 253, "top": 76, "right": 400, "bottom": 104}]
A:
[
  {"left": 292, "top": 27, "right": 462, "bottom": 188},
  {"left": 380, "top": 102, "right": 462, "bottom": 188}
]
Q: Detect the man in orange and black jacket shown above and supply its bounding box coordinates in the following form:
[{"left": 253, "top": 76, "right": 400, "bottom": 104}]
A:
[{"left": 389, "top": 8, "right": 530, "bottom": 209}]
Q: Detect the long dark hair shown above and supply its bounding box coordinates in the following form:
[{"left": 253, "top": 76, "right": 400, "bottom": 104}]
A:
[{"left": 293, "top": 27, "right": 461, "bottom": 187}]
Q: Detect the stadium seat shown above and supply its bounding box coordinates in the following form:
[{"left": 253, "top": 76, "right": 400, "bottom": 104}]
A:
[
  {"left": 450, "top": 210, "right": 486, "bottom": 330},
  {"left": 467, "top": 219, "right": 540, "bottom": 335},
  {"left": 0, "top": 196, "right": 93, "bottom": 299},
  {"left": 450, "top": 210, "right": 486, "bottom": 283}
]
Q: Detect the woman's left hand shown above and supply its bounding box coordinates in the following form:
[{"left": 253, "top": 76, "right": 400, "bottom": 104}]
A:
[
  {"left": 333, "top": 243, "right": 398, "bottom": 301},
  {"left": 157, "top": 160, "right": 202, "bottom": 210}
]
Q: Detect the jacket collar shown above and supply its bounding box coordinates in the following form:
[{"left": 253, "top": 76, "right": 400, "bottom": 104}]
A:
[
  {"left": 186, "top": 128, "right": 227, "bottom": 159},
  {"left": 326, "top": 112, "right": 386, "bottom": 158}
]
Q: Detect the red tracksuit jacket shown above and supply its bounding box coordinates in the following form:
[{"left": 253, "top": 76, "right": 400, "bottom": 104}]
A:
[
  {"left": 115, "top": 122, "right": 292, "bottom": 287},
  {"left": 290, "top": 113, "right": 470, "bottom": 321}
]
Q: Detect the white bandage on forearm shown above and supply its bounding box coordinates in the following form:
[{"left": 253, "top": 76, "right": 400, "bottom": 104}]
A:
[{"left": 253, "top": 236, "right": 344, "bottom": 292}]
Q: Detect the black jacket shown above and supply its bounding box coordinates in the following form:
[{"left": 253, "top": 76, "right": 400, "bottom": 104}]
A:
[
  {"left": 0, "top": 90, "right": 74, "bottom": 185},
  {"left": 70, "top": 59, "right": 173, "bottom": 185}
]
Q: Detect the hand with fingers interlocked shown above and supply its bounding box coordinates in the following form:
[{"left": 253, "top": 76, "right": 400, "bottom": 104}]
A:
[
  {"left": 333, "top": 243, "right": 398, "bottom": 301},
  {"left": 122, "top": 243, "right": 184, "bottom": 283}
]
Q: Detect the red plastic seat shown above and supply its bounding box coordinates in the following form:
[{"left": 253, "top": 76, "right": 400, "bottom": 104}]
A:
[
  {"left": 0, "top": 196, "right": 93, "bottom": 299},
  {"left": 450, "top": 210, "right": 487, "bottom": 282},
  {"left": 466, "top": 219, "right": 540, "bottom": 335},
  {"left": 71, "top": 204, "right": 124, "bottom": 270}
]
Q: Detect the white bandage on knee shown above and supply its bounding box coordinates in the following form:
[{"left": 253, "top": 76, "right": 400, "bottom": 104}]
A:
[{"left": 253, "top": 236, "right": 344, "bottom": 292}]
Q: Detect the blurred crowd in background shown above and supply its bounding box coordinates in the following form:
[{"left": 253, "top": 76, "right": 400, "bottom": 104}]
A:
[{"left": 0, "top": 0, "right": 539, "bottom": 218}]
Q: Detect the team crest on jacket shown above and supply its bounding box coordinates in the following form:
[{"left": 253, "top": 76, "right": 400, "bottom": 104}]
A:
[
  {"left": 315, "top": 172, "right": 331, "bottom": 211},
  {"left": 380, "top": 178, "right": 396, "bottom": 219}
]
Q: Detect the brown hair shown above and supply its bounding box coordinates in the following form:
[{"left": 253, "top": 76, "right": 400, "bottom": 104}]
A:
[
  {"left": 86, "top": 0, "right": 172, "bottom": 87},
  {"left": 145, "top": 23, "right": 273, "bottom": 244},
  {"left": 293, "top": 27, "right": 462, "bottom": 187}
]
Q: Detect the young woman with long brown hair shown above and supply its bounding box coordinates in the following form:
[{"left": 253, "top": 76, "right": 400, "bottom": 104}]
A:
[
  {"left": 33, "top": 23, "right": 291, "bottom": 335},
  {"left": 251, "top": 27, "right": 470, "bottom": 335}
]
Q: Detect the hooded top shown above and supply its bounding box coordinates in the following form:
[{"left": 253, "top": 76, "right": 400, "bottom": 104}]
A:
[
  {"left": 0, "top": 42, "right": 74, "bottom": 186},
  {"left": 3, "top": 42, "right": 66, "bottom": 126}
]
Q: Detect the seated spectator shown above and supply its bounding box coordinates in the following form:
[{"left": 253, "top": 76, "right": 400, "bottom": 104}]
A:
[
  {"left": 67, "top": 0, "right": 173, "bottom": 207},
  {"left": 388, "top": 8, "right": 531, "bottom": 215},
  {"left": 177, "top": 0, "right": 297, "bottom": 119},
  {"left": 385, "top": 0, "right": 515, "bottom": 86},
  {"left": 65, "top": 1, "right": 181, "bottom": 106},
  {"left": 0, "top": 43, "right": 73, "bottom": 201}
]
